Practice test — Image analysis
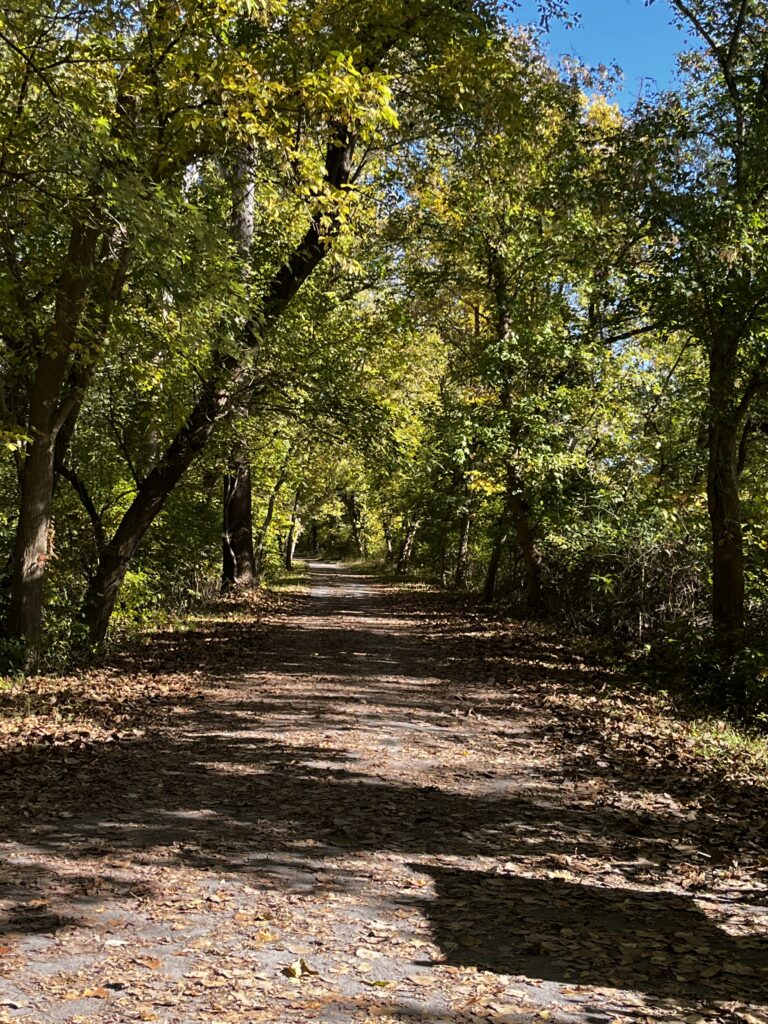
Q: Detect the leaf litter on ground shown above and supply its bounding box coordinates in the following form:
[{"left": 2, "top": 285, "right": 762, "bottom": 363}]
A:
[{"left": 0, "top": 567, "right": 766, "bottom": 1024}]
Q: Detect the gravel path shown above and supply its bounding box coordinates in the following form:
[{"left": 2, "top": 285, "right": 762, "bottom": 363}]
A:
[{"left": 1, "top": 563, "right": 767, "bottom": 1024}]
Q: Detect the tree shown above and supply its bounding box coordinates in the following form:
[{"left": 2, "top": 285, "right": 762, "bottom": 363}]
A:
[
  {"left": 389, "top": 34, "right": 623, "bottom": 605},
  {"left": 644, "top": 0, "right": 768, "bottom": 658},
  {"left": 0, "top": 0, "right": 283, "bottom": 657}
]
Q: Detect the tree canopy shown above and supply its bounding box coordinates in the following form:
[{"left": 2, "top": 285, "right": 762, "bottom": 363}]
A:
[{"left": 2, "top": 0, "right": 768, "bottom": 716}]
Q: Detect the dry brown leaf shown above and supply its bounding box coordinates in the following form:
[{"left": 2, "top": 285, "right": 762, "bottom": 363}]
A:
[
  {"left": 136, "top": 957, "right": 162, "bottom": 970},
  {"left": 407, "top": 974, "right": 434, "bottom": 986}
]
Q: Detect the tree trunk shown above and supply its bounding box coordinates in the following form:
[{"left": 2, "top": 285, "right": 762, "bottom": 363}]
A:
[
  {"left": 220, "top": 148, "right": 256, "bottom": 591},
  {"left": 342, "top": 491, "right": 364, "bottom": 557},
  {"left": 221, "top": 477, "right": 235, "bottom": 589},
  {"left": 231, "top": 144, "right": 255, "bottom": 258},
  {"left": 454, "top": 511, "right": 471, "bottom": 588},
  {"left": 437, "top": 519, "right": 449, "bottom": 585},
  {"left": 254, "top": 468, "right": 288, "bottom": 578},
  {"left": 507, "top": 468, "right": 543, "bottom": 613},
  {"left": 254, "top": 491, "right": 278, "bottom": 578},
  {"left": 383, "top": 519, "right": 394, "bottom": 563},
  {"left": 284, "top": 489, "right": 302, "bottom": 571},
  {"left": 484, "top": 519, "right": 507, "bottom": 603},
  {"left": 222, "top": 460, "right": 255, "bottom": 589},
  {"left": 396, "top": 517, "right": 419, "bottom": 575},
  {"left": 489, "top": 253, "right": 543, "bottom": 616},
  {"left": 708, "top": 337, "right": 745, "bottom": 645},
  {"left": 81, "top": 369, "right": 236, "bottom": 643},
  {"left": 708, "top": 429, "right": 744, "bottom": 639},
  {"left": 7, "top": 221, "right": 100, "bottom": 655},
  {"left": 7, "top": 438, "right": 57, "bottom": 654}
]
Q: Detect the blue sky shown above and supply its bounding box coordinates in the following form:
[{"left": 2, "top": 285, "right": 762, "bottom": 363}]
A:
[{"left": 513, "top": 0, "right": 687, "bottom": 106}]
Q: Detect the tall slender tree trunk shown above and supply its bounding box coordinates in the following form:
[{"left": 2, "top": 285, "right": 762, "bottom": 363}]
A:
[
  {"left": 284, "top": 489, "right": 302, "bottom": 571},
  {"left": 383, "top": 519, "right": 394, "bottom": 563},
  {"left": 254, "top": 491, "right": 278, "bottom": 577},
  {"left": 708, "top": 335, "right": 745, "bottom": 645},
  {"left": 8, "top": 438, "right": 57, "bottom": 652},
  {"left": 222, "top": 460, "right": 255, "bottom": 589},
  {"left": 254, "top": 466, "right": 288, "bottom": 578},
  {"left": 7, "top": 222, "right": 100, "bottom": 655},
  {"left": 396, "top": 517, "right": 419, "bottom": 575},
  {"left": 508, "top": 473, "right": 543, "bottom": 613},
  {"left": 222, "top": 473, "right": 236, "bottom": 589},
  {"left": 454, "top": 511, "right": 472, "bottom": 588},
  {"left": 484, "top": 518, "right": 508, "bottom": 603},
  {"left": 220, "top": 147, "right": 256, "bottom": 589},
  {"left": 343, "top": 491, "right": 364, "bottom": 557},
  {"left": 708, "top": 426, "right": 743, "bottom": 638}
]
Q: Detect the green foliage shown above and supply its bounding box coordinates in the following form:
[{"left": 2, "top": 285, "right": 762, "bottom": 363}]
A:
[{"left": 3, "top": 0, "right": 768, "bottom": 720}]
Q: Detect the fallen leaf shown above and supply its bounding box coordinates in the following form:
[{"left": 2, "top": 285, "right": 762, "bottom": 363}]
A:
[
  {"left": 281, "top": 958, "right": 319, "bottom": 979},
  {"left": 136, "top": 956, "right": 163, "bottom": 970},
  {"left": 355, "top": 947, "right": 381, "bottom": 960}
]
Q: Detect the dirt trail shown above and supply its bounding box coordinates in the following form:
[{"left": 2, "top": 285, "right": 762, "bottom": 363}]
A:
[{"left": 1, "top": 563, "right": 767, "bottom": 1024}]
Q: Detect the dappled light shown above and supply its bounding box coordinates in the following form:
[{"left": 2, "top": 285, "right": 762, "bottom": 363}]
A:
[
  {"left": 1, "top": 566, "right": 766, "bottom": 1021},
  {"left": 3, "top": 1, "right": 768, "bottom": 1020}
]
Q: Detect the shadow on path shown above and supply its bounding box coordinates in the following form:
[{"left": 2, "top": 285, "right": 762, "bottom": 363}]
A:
[{"left": 0, "top": 562, "right": 767, "bottom": 1020}]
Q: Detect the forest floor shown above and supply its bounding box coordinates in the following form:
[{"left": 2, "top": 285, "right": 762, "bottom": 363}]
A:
[{"left": 1, "top": 563, "right": 768, "bottom": 1024}]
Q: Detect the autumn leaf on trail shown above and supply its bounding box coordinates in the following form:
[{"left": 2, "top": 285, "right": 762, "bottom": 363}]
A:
[
  {"left": 135, "top": 956, "right": 163, "bottom": 970},
  {"left": 355, "top": 946, "right": 382, "bottom": 959},
  {"left": 64, "top": 987, "right": 110, "bottom": 1000},
  {"left": 282, "top": 958, "right": 319, "bottom": 978}
]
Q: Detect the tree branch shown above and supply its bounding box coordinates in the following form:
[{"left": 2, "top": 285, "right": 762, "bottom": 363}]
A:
[
  {"left": 598, "top": 322, "right": 662, "bottom": 346},
  {"left": 56, "top": 462, "right": 106, "bottom": 552},
  {"left": 669, "top": 0, "right": 747, "bottom": 187},
  {"left": 736, "top": 368, "right": 768, "bottom": 423}
]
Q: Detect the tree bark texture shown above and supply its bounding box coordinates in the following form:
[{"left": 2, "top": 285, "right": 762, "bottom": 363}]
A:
[
  {"left": 483, "top": 518, "right": 508, "bottom": 603},
  {"left": 707, "top": 333, "right": 745, "bottom": 643},
  {"left": 222, "top": 460, "right": 256, "bottom": 589},
  {"left": 454, "top": 511, "right": 472, "bottom": 588},
  {"left": 284, "top": 489, "right": 302, "bottom": 571},
  {"left": 7, "top": 221, "right": 101, "bottom": 653},
  {"left": 396, "top": 517, "right": 419, "bottom": 575}
]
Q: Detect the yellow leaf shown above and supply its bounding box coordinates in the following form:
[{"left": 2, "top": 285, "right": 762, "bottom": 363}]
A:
[{"left": 282, "top": 958, "right": 319, "bottom": 979}]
